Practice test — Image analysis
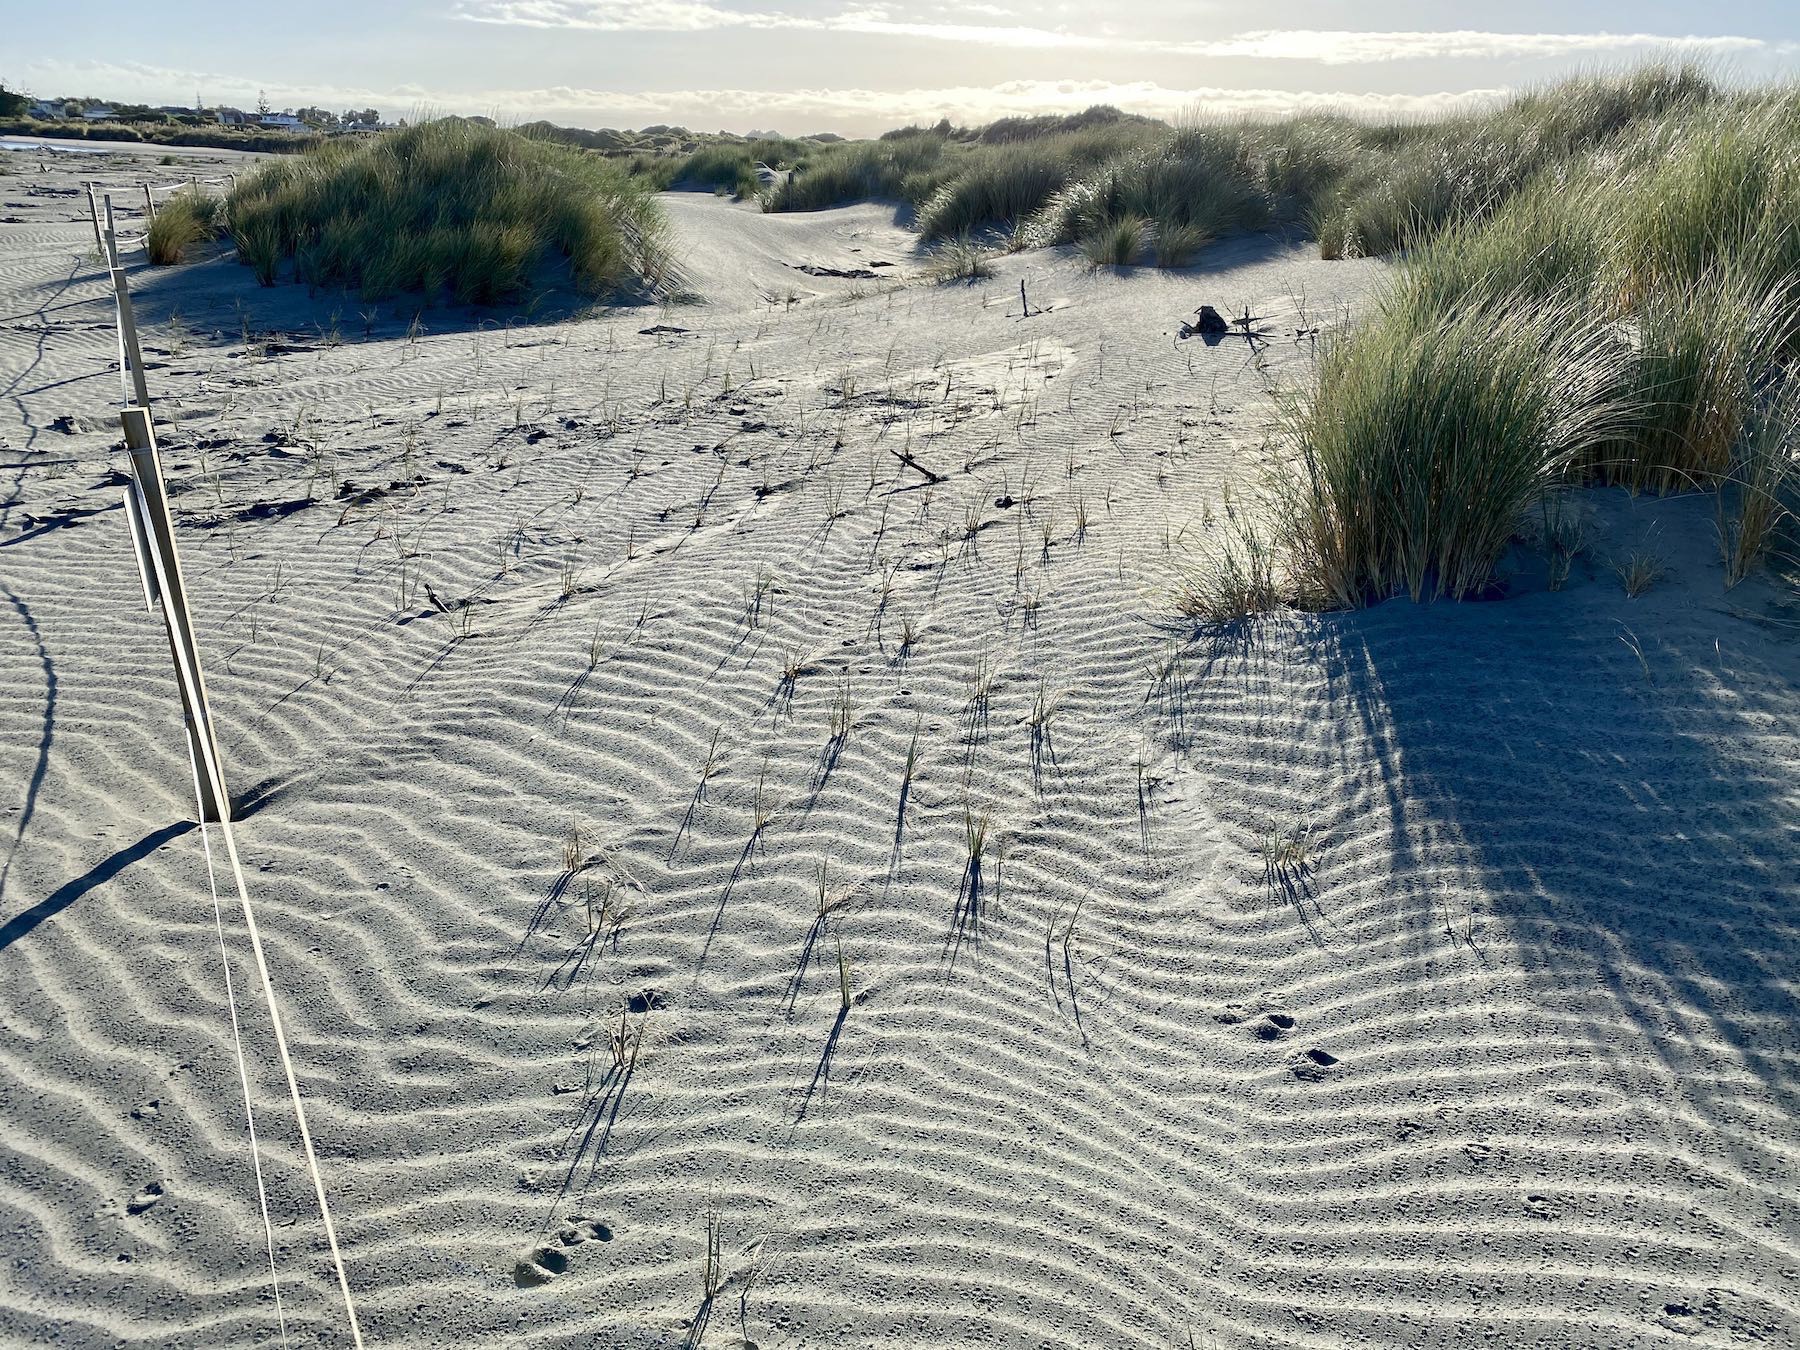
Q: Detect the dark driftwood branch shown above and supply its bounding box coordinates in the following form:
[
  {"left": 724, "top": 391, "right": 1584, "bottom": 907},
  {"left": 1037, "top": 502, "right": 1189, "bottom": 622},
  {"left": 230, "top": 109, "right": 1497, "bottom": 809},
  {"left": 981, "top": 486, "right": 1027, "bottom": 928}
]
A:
[{"left": 888, "top": 446, "right": 946, "bottom": 483}]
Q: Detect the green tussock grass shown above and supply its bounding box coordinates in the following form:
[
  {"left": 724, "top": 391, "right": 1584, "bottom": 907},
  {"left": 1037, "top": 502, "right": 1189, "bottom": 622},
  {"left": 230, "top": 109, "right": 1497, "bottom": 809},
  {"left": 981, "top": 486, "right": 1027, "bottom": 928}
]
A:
[
  {"left": 928, "top": 236, "right": 995, "bottom": 282},
  {"left": 1719, "top": 381, "right": 1800, "bottom": 586},
  {"left": 761, "top": 131, "right": 954, "bottom": 212},
  {"left": 669, "top": 137, "right": 809, "bottom": 199},
  {"left": 224, "top": 118, "right": 673, "bottom": 303},
  {"left": 1272, "top": 289, "right": 1635, "bottom": 607},
  {"left": 1248, "top": 77, "right": 1800, "bottom": 610},
  {"left": 146, "top": 188, "right": 222, "bottom": 265},
  {"left": 915, "top": 123, "right": 1153, "bottom": 238},
  {"left": 761, "top": 64, "right": 1721, "bottom": 269},
  {"left": 1078, "top": 213, "right": 1148, "bottom": 268},
  {"left": 1312, "top": 65, "right": 1714, "bottom": 257}
]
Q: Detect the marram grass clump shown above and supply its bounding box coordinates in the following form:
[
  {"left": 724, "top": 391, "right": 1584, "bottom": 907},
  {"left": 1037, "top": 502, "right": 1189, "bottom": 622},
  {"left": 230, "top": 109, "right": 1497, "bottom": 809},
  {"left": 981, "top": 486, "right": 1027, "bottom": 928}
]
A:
[
  {"left": 1233, "top": 81, "right": 1800, "bottom": 613},
  {"left": 1272, "top": 290, "right": 1635, "bottom": 608},
  {"left": 146, "top": 188, "right": 222, "bottom": 265},
  {"left": 225, "top": 119, "right": 674, "bottom": 303}
]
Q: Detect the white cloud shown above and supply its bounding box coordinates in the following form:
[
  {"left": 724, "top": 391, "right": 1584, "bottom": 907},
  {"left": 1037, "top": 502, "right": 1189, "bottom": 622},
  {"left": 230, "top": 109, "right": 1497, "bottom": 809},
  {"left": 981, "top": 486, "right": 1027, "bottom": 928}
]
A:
[
  {"left": 452, "top": 0, "right": 1108, "bottom": 48},
  {"left": 454, "top": 1, "right": 808, "bottom": 32},
  {"left": 452, "top": 5, "right": 1781, "bottom": 64},
  {"left": 639, "top": 79, "right": 1507, "bottom": 128},
  {"left": 18, "top": 57, "right": 1505, "bottom": 134},
  {"left": 1198, "top": 29, "right": 1768, "bottom": 64}
]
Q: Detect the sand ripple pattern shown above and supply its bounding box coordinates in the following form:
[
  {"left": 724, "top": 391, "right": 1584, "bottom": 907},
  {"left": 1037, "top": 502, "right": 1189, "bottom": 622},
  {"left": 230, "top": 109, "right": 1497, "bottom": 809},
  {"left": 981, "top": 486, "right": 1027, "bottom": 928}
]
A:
[{"left": 0, "top": 171, "right": 1795, "bottom": 1349}]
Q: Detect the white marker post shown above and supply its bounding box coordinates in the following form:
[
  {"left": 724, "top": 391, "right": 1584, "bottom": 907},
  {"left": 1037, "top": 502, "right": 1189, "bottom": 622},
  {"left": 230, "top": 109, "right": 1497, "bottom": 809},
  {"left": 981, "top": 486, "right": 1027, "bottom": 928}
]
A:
[
  {"left": 85, "top": 182, "right": 105, "bottom": 258},
  {"left": 100, "top": 215, "right": 228, "bottom": 822}
]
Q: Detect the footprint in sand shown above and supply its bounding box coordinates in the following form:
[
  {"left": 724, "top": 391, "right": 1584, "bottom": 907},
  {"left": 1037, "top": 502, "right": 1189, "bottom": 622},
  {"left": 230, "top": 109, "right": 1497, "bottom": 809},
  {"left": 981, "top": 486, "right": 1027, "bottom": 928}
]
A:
[
  {"left": 513, "top": 1245, "right": 569, "bottom": 1287},
  {"left": 1253, "top": 1012, "right": 1296, "bottom": 1040},
  {"left": 125, "top": 1182, "right": 164, "bottom": 1215},
  {"left": 514, "top": 1215, "right": 614, "bottom": 1286},
  {"left": 1289, "top": 1048, "right": 1339, "bottom": 1081}
]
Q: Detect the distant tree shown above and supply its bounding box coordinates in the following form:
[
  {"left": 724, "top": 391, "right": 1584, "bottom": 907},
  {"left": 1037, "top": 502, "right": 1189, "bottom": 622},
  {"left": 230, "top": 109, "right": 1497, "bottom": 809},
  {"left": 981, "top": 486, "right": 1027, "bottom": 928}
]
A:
[
  {"left": 0, "top": 83, "right": 28, "bottom": 118},
  {"left": 256, "top": 90, "right": 270, "bottom": 115}
]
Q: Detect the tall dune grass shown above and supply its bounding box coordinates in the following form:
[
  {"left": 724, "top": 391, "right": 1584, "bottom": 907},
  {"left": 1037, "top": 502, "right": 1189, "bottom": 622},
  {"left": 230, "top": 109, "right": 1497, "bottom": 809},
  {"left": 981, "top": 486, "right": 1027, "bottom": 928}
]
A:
[
  {"left": 760, "top": 65, "right": 1722, "bottom": 267},
  {"left": 761, "top": 132, "right": 953, "bottom": 212},
  {"left": 146, "top": 188, "right": 222, "bottom": 264},
  {"left": 1261, "top": 85, "right": 1800, "bottom": 607},
  {"left": 1272, "top": 291, "right": 1634, "bottom": 606},
  {"left": 669, "top": 138, "right": 809, "bottom": 198},
  {"left": 225, "top": 119, "right": 672, "bottom": 303},
  {"left": 915, "top": 124, "right": 1153, "bottom": 238},
  {"left": 1720, "top": 381, "right": 1800, "bottom": 586},
  {"left": 1312, "top": 65, "right": 1714, "bottom": 257}
]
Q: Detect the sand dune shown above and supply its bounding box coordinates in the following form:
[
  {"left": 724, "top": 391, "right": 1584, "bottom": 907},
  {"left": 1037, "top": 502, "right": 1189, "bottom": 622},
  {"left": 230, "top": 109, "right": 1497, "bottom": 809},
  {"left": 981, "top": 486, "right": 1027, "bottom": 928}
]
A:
[{"left": 0, "top": 144, "right": 1796, "bottom": 1349}]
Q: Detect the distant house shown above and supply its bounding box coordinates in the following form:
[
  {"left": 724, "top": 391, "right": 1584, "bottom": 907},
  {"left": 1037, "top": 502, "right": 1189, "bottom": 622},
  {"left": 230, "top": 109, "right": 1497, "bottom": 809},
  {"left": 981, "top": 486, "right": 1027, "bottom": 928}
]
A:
[
  {"left": 82, "top": 106, "right": 115, "bottom": 121},
  {"left": 26, "top": 101, "right": 59, "bottom": 120},
  {"left": 256, "top": 113, "right": 305, "bottom": 132},
  {"left": 216, "top": 107, "right": 248, "bottom": 125}
]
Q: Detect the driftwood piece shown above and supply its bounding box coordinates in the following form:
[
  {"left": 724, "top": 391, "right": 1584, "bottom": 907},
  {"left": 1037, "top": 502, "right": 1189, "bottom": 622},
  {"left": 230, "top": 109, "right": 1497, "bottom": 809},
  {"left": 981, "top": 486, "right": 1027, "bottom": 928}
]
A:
[{"left": 888, "top": 445, "right": 946, "bottom": 483}]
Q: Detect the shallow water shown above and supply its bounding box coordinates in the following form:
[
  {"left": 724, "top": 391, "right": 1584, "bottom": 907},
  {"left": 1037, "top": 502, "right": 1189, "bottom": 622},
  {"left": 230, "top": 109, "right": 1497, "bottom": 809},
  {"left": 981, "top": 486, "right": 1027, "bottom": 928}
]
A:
[{"left": 0, "top": 137, "right": 111, "bottom": 154}]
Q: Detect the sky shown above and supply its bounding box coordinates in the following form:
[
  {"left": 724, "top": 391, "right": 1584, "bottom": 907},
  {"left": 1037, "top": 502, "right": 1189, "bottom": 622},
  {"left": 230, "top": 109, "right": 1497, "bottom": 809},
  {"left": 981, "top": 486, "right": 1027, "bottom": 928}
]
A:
[{"left": 9, "top": 2, "right": 1799, "bottom": 136}]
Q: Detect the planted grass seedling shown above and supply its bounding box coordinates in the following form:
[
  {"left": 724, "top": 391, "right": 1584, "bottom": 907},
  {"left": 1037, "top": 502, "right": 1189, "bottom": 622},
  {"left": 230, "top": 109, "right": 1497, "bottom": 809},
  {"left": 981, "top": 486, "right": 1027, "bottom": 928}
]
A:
[
  {"left": 1261, "top": 819, "right": 1316, "bottom": 904},
  {"left": 835, "top": 936, "right": 852, "bottom": 1011},
  {"left": 751, "top": 754, "right": 778, "bottom": 841},
  {"left": 1537, "top": 493, "right": 1588, "bottom": 592},
  {"left": 1614, "top": 546, "right": 1667, "bottom": 598},
  {"left": 964, "top": 655, "right": 996, "bottom": 745},
  {"left": 745, "top": 566, "right": 778, "bottom": 627},
  {"left": 1617, "top": 623, "right": 1653, "bottom": 681},
  {"left": 951, "top": 800, "right": 995, "bottom": 956},
  {"left": 1135, "top": 740, "right": 1153, "bottom": 852},
  {"left": 1027, "top": 679, "right": 1059, "bottom": 786},
  {"left": 775, "top": 648, "right": 807, "bottom": 708},
  {"left": 889, "top": 715, "right": 924, "bottom": 869},
  {"left": 813, "top": 679, "right": 855, "bottom": 788},
  {"left": 670, "top": 726, "right": 728, "bottom": 858},
  {"left": 1045, "top": 895, "right": 1091, "bottom": 1042}
]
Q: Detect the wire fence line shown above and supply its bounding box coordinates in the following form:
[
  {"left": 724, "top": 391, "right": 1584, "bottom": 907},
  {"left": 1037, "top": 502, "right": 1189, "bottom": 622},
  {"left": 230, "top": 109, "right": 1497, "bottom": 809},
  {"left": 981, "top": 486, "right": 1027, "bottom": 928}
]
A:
[
  {"left": 79, "top": 174, "right": 236, "bottom": 255},
  {"left": 97, "top": 189, "right": 366, "bottom": 1349}
]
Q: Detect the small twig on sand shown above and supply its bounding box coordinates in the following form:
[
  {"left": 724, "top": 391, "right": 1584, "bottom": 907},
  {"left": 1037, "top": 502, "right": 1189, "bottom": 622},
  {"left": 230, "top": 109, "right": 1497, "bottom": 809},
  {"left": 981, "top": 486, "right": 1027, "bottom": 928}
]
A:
[{"left": 888, "top": 445, "right": 946, "bottom": 484}]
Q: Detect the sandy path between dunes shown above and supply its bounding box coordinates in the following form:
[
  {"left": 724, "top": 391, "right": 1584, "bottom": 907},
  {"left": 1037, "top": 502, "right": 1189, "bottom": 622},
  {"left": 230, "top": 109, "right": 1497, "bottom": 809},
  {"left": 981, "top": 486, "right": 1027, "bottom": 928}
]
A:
[{"left": 0, "top": 148, "right": 1797, "bottom": 1350}]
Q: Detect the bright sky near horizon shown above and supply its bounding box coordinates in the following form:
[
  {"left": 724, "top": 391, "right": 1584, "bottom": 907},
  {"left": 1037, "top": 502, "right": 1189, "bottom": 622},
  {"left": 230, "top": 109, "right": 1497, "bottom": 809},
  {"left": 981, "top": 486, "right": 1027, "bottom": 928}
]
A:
[{"left": 9, "top": 2, "right": 1799, "bottom": 135}]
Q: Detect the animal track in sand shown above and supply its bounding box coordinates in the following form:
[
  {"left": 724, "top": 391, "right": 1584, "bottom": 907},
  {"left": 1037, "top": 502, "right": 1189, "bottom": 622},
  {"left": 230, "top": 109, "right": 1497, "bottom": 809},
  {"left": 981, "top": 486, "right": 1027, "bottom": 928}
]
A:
[
  {"left": 125, "top": 1182, "right": 164, "bottom": 1215},
  {"left": 513, "top": 1216, "right": 614, "bottom": 1287},
  {"left": 1289, "top": 1048, "right": 1339, "bottom": 1081},
  {"left": 1252, "top": 1012, "right": 1295, "bottom": 1040},
  {"left": 1215, "top": 1003, "right": 1298, "bottom": 1040}
]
